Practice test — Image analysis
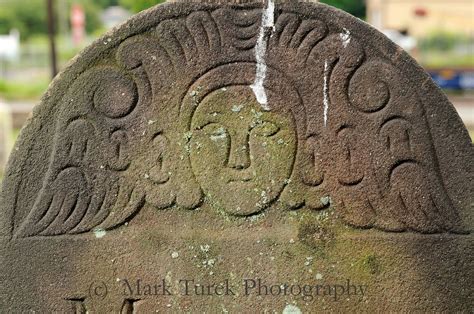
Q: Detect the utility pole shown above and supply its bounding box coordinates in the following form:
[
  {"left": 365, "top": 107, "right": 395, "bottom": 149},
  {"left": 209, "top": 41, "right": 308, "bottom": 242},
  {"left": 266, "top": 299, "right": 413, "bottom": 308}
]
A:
[{"left": 46, "top": 0, "right": 58, "bottom": 79}]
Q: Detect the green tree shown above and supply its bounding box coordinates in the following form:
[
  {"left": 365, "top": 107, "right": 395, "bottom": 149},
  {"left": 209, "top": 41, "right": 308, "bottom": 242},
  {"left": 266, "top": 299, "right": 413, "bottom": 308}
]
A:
[
  {"left": 320, "top": 0, "right": 366, "bottom": 19},
  {"left": 118, "top": 0, "right": 366, "bottom": 18},
  {"left": 119, "top": 0, "right": 165, "bottom": 13},
  {"left": 0, "top": 0, "right": 47, "bottom": 39},
  {"left": 0, "top": 0, "right": 365, "bottom": 39},
  {"left": 0, "top": 0, "right": 103, "bottom": 39},
  {"left": 95, "top": 0, "right": 120, "bottom": 8}
]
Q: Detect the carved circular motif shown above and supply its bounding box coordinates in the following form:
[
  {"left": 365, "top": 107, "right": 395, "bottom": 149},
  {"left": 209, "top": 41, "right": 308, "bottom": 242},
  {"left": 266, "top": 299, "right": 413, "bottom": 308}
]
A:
[
  {"left": 349, "top": 75, "right": 390, "bottom": 113},
  {"left": 93, "top": 72, "right": 138, "bottom": 119}
]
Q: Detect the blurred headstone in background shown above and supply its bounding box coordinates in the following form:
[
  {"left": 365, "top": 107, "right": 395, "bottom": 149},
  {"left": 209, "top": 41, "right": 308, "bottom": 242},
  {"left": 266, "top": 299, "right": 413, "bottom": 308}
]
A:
[
  {"left": 0, "top": 29, "right": 20, "bottom": 78},
  {"left": 0, "top": 101, "right": 12, "bottom": 175},
  {"left": 0, "top": 29, "right": 20, "bottom": 62},
  {"left": 101, "top": 6, "right": 132, "bottom": 29}
]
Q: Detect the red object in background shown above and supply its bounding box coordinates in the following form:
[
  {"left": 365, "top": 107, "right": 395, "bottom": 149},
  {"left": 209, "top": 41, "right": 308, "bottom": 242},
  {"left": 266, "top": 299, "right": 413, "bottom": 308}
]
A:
[
  {"left": 414, "top": 7, "right": 428, "bottom": 17},
  {"left": 71, "top": 4, "right": 85, "bottom": 46}
]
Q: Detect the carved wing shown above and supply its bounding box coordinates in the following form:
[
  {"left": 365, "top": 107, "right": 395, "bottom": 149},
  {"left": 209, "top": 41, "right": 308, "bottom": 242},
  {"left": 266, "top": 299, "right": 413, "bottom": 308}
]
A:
[
  {"left": 325, "top": 60, "right": 465, "bottom": 233},
  {"left": 15, "top": 68, "right": 145, "bottom": 237},
  {"left": 273, "top": 17, "right": 466, "bottom": 234}
]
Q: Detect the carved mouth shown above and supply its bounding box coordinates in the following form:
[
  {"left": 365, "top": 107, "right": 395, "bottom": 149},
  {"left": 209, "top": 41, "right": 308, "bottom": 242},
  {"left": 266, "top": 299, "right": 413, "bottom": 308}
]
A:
[{"left": 227, "top": 176, "right": 253, "bottom": 183}]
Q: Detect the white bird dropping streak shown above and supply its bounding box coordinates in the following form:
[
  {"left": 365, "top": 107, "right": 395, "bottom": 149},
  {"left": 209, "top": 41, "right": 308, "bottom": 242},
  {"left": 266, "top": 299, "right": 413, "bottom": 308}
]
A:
[
  {"left": 323, "top": 60, "right": 329, "bottom": 127},
  {"left": 250, "top": 0, "right": 275, "bottom": 111},
  {"left": 340, "top": 27, "right": 351, "bottom": 48}
]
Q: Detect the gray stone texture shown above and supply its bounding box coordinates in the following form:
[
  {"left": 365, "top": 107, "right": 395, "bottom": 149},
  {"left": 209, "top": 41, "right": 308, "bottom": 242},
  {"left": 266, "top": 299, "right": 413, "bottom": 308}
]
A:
[{"left": 0, "top": 1, "right": 472, "bottom": 312}]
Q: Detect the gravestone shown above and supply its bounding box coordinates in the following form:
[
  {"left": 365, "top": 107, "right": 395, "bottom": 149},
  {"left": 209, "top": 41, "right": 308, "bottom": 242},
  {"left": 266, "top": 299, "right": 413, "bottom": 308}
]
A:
[
  {"left": 0, "top": 102, "right": 12, "bottom": 177},
  {"left": 1, "top": 1, "right": 473, "bottom": 312}
]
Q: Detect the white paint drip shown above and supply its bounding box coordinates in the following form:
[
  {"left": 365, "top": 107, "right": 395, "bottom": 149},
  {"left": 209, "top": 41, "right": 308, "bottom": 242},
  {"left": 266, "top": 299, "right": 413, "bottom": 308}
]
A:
[
  {"left": 323, "top": 60, "right": 329, "bottom": 127},
  {"left": 283, "top": 304, "right": 302, "bottom": 314},
  {"left": 340, "top": 27, "right": 351, "bottom": 48},
  {"left": 93, "top": 228, "right": 106, "bottom": 238},
  {"left": 250, "top": 0, "right": 275, "bottom": 111},
  {"left": 231, "top": 104, "right": 243, "bottom": 112},
  {"left": 210, "top": 127, "right": 227, "bottom": 141}
]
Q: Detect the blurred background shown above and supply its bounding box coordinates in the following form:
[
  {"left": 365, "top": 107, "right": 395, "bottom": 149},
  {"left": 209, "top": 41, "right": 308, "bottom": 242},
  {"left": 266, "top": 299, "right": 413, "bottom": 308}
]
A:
[{"left": 0, "top": 0, "right": 473, "bottom": 180}]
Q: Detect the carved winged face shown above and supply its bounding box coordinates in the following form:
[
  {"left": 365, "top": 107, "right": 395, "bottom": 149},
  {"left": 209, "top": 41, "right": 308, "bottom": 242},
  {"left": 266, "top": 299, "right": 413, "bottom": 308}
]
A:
[
  {"left": 189, "top": 86, "right": 296, "bottom": 215},
  {"left": 7, "top": 6, "right": 468, "bottom": 240}
]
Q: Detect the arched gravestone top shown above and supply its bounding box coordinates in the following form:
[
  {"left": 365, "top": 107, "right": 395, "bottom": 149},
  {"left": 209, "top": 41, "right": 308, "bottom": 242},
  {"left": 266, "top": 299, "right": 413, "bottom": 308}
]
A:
[
  {"left": 0, "top": 1, "right": 473, "bottom": 312},
  {"left": 2, "top": 1, "right": 471, "bottom": 237}
]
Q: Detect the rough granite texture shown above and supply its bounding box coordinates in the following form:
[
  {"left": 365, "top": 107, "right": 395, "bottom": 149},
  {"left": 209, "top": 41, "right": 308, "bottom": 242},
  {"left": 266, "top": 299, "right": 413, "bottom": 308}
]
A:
[{"left": 0, "top": 1, "right": 473, "bottom": 312}]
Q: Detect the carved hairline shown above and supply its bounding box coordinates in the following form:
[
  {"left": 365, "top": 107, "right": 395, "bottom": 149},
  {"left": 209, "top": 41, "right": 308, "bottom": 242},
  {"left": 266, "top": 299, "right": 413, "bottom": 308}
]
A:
[{"left": 179, "top": 62, "right": 307, "bottom": 133}]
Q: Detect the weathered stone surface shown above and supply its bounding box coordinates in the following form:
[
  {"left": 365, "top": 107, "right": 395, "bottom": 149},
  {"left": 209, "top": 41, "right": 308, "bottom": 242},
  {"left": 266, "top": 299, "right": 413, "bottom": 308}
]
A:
[
  {"left": 0, "top": 102, "right": 12, "bottom": 177},
  {"left": 1, "top": 1, "right": 473, "bottom": 312}
]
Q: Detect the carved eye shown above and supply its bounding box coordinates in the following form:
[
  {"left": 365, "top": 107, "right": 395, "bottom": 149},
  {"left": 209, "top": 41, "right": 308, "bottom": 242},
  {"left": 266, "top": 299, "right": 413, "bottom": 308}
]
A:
[
  {"left": 252, "top": 121, "right": 279, "bottom": 137},
  {"left": 202, "top": 123, "right": 228, "bottom": 140}
]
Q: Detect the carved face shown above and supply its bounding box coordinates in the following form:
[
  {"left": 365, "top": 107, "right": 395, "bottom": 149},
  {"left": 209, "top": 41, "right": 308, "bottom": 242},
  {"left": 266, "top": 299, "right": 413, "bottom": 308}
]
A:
[{"left": 189, "top": 86, "right": 296, "bottom": 215}]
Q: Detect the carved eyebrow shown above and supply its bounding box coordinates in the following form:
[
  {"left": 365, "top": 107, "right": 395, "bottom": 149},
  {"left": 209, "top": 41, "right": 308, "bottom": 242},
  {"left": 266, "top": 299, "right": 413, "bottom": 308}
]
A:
[
  {"left": 191, "top": 110, "right": 222, "bottom": 128},
  {"left": 208, "top": 111, "right": 222, "bottom": 116},
  {"left": 194, "top": 120, "right": 220, "bottom": 130}
]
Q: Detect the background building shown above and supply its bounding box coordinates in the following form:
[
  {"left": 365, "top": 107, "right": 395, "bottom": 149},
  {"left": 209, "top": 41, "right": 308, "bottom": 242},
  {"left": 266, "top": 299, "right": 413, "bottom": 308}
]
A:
[{"left": 367, "top": 0, "right": 474, "bottom": 37}]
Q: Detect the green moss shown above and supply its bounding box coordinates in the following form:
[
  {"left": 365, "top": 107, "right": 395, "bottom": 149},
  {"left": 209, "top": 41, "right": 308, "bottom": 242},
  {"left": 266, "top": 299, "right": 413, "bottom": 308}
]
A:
[
  {"left": 295, "top": 208, "right": 343, "bottom": 259},
  {"left": 298, "top": 221, "right": 334, "bottom": 249},
  {"left": 355, "top": 253, "right": 382, "bottom": 276},
  {"left": 205, "top": 196, "right": 235, "bottom": 222}
]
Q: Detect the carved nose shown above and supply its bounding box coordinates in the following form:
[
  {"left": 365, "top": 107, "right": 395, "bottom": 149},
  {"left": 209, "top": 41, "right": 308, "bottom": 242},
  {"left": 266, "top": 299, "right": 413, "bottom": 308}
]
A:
[
  {"left": 228, "top": 147, "right": 251, "bottom": 169},
  {"left": 227, "top": 136, "right": 251, "bottom": 170}
]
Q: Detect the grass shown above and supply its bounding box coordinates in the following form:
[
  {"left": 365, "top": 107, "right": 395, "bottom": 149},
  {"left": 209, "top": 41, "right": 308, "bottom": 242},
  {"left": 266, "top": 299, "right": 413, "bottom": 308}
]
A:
[
  {"left": 0, "top": 79, "right": 49, "bottom": 101},
  {"left": 11, "top": 128, "right": 20, "bottom": 142},
  {"left": 419, "top": 50, "right": 474, "bottom": 69},
  {"left": 0, "top": 34, "right": 88, "bottom": 101}
]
